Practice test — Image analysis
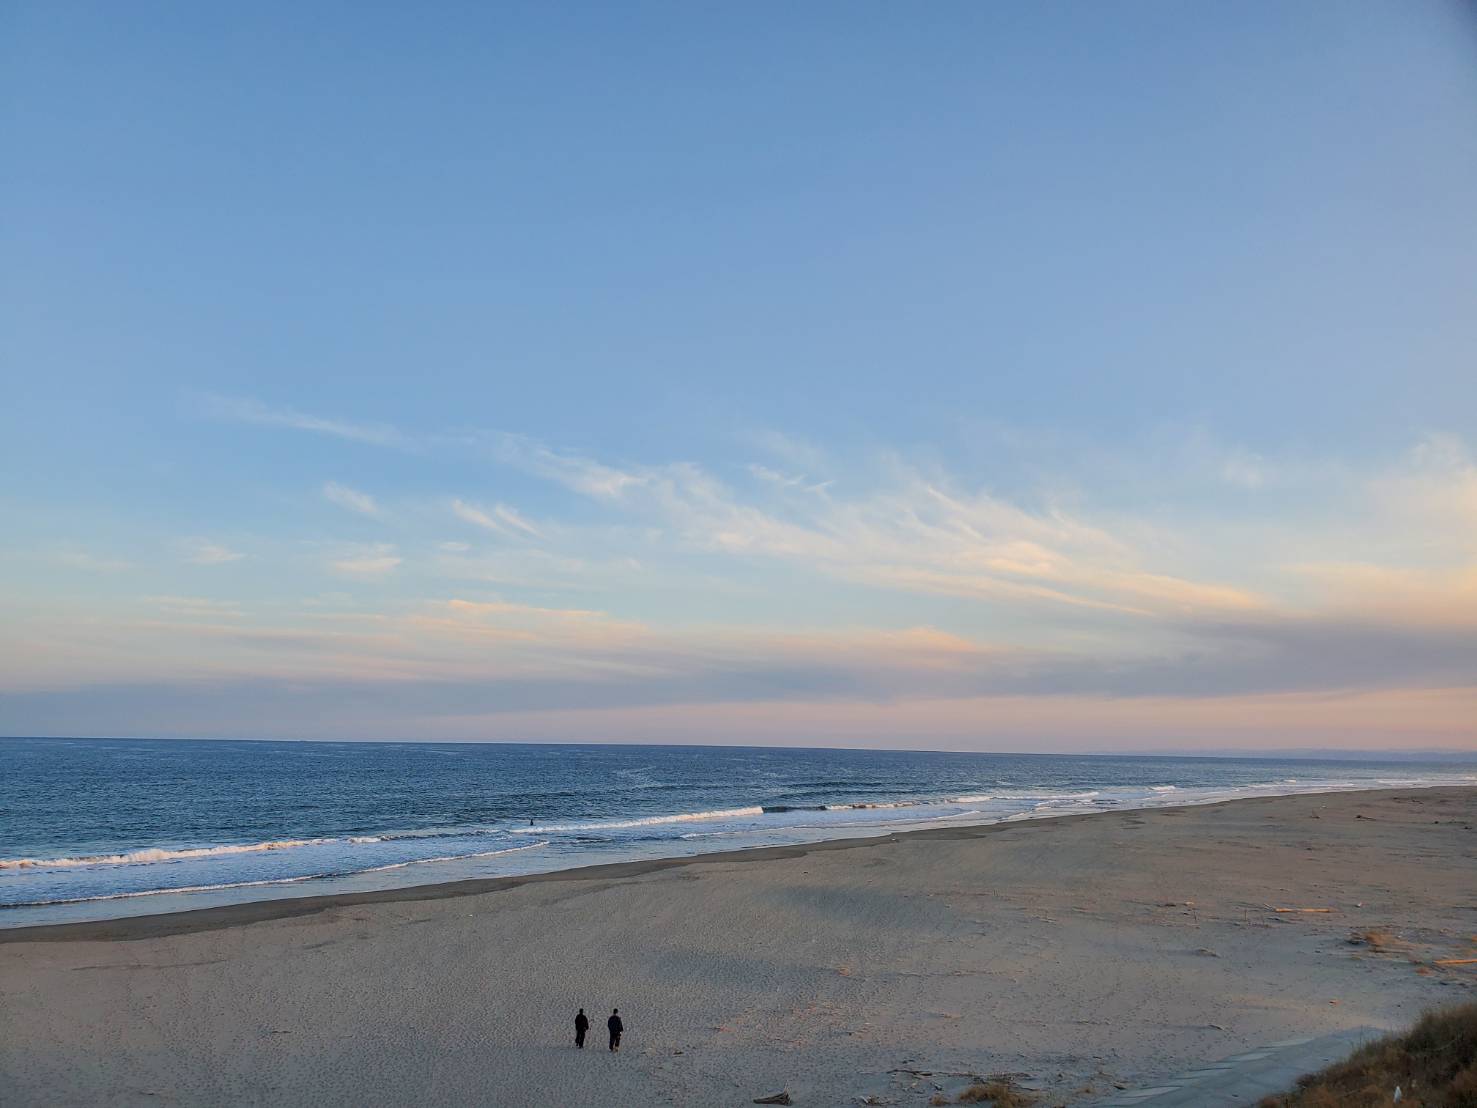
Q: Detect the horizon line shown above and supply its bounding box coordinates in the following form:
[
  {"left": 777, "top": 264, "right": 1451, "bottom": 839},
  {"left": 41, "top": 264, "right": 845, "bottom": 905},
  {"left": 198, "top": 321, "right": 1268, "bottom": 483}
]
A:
[{"left": 3, "top": 734, "right": 1474, "bottom": 763}]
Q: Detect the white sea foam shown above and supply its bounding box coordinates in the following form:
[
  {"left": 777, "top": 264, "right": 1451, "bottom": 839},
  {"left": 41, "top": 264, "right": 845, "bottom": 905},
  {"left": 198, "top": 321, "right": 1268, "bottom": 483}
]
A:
[
  {"left": 4, "top": 872, "right": 334, "bottom": 907},
  {"left": 0, "top": 837, "right": 380, "bottom": 871},
  {"left": 0, "top": 828, "right": 534, "bottom": 871},
  {"left": 356, "top": 841, "right": 549, "bottom": 874},
  {"left": 512, "top": 806, "right": 764, "bottom": 835},
  {"left": 951, "top": 790, "right": 1100, "bottom": 804},
  {"left": 1, "top": 842, "right": 555, "bottom": 908}
]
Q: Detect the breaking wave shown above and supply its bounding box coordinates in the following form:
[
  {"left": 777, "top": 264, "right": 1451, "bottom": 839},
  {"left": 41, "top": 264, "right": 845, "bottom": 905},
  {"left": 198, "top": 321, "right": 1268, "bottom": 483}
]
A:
[
  {"left": 0, "top": 837, "right": 384, "bottom": 871},
  {"left": 1, "top": 842, "right": 551, "bottom": 908},
  {"left": 951, "top": 790, "right": 1100, "bottom": 804},
  {"left": 512, "top": 807, "right": 765, "bottom": 835}
]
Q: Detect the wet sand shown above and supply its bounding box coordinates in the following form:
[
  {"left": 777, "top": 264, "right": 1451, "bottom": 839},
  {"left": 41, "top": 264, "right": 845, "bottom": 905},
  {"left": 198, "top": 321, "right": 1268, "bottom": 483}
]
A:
[{"left": 2, "top": 787, "right": 1474, "bottom": 1106}]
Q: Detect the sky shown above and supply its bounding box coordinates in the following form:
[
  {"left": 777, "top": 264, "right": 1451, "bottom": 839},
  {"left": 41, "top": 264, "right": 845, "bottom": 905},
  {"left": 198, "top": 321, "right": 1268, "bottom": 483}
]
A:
[{"left": 2, "top": 2, "right": 1476, "bottom": 752}]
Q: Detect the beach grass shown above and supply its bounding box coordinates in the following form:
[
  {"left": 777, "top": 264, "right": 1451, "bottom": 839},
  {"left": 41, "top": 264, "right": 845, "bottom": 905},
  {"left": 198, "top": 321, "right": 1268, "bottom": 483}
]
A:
[
  {"left": 1258, "top": 1002, "right": 1477, "bottom": 1108},
  {"left": 944, "top": 1081, "right": 1038, "bottom": 1105}
]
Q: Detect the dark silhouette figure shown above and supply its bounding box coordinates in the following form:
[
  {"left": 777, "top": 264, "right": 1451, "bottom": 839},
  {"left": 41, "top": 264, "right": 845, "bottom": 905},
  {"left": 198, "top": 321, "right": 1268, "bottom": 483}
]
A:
[
  {"left": 574, "top": 1008, "right": 589, "bottom": 1049},
  {"left": 607, "top": 1008, "right": 623, "bottom": 1052}
]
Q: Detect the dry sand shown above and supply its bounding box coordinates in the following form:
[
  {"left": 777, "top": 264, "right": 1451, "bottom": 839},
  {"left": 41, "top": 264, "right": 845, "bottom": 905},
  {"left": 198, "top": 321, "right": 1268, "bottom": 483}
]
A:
[{"left": 2, "top": 787, "right": 1474, "bottom": 1107}]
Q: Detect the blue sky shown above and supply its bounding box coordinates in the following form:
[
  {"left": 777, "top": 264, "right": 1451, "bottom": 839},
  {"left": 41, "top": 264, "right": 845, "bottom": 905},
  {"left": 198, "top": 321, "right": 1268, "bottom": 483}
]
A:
[{"left": 3, "top": 2, "right": 1475, "bottom": 749}]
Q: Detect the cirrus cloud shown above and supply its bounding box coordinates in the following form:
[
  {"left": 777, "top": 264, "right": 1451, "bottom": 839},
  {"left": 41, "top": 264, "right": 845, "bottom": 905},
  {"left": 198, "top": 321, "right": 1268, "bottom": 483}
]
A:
[
  {"left": 330, "top": 544, "right": 401, "bottom": 579},
  {"left": 323, "top": 481, "right": 382, "bottom": 518}
]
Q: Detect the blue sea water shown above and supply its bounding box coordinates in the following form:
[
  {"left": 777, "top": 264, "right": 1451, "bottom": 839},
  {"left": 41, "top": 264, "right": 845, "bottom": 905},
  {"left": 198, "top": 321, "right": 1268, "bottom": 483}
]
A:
[{"left": 2, "top": 737, "right": 1472, "bottom": 927}]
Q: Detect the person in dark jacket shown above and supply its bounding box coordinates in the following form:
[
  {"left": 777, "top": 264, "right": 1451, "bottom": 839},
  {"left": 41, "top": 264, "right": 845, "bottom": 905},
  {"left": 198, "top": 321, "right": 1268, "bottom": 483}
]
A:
[
  {"left": 607, "top": 1008, "right": 623, "bottom": 1052},
  {"left": 574, "top": 1008, "right": 589, "bottom": 1049}
]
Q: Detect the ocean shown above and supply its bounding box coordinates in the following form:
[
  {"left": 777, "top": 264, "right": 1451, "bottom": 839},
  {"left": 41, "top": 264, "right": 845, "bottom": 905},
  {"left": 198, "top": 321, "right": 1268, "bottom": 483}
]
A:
[{"left": 3, "top": 737, "right": 1472, "bottom": 927}]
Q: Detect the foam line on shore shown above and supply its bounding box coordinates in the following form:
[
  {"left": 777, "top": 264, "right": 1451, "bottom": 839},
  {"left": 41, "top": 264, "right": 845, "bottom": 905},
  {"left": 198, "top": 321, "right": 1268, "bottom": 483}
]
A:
[{"left": 2, "top": 842, "right": 554, "bottom": 908}]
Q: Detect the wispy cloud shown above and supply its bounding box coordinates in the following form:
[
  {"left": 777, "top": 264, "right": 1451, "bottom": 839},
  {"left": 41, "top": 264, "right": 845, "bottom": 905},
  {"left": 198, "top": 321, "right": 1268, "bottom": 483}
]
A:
[
  {"left": 200, "top": 395, "right": 406, "bottom": 449},
  {"left": 491, "top": 503, "right": 543, "bottom": 538},
  {"left": 490, "top": 437, "right": 1259, "bottom": 617},
  {"left": 747, "top": 463, "right": 831, "bottom": 494},
  {"left": 1370, "top": 432, "right": 1477, "bottom": 545},
  {"left": 451, "top": 497, "right": 543, "bottom": 538},
  {"left": 748, "top": 463, "right": 805, "bottom": 488},
  {"left": 490, "top": 434, "right": 647, "bottom": 500},
  {"left": 13, "top": 588, "right": 1477, "bottom": 718},
  {"left": 323, "top": 480, "right": 382, "bottom": 517},
  {"left": 12, "top": 420, "right": 1477, "bottom": 747},
  {"left": 330, "top": 543, "right": 401, "bottom": 578},
  {"left": 182, "top": 539, "right": 245, "bottom": 566},
  {"left": 451, "top": 499, "right": 501, "bottom": 531}
]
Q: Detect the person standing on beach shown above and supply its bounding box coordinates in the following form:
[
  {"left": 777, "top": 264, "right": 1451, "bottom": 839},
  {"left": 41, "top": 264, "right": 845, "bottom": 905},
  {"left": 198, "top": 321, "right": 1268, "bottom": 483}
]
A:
[
  {"left": 607, "top": 1008, "right": 623, "bottom": 1052},
  {"left": 574, "top": 1008, "right": 589, "bottom": 1049}
]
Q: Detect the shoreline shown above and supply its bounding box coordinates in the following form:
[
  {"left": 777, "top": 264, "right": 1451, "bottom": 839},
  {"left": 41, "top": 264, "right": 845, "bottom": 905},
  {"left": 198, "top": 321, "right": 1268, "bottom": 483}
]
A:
[
  {"left": 5, "top": 785, "right": 1474, "bottom": 1106},
  {"left": 5, "top": 783, "right": 1470, "bottom": 945}
]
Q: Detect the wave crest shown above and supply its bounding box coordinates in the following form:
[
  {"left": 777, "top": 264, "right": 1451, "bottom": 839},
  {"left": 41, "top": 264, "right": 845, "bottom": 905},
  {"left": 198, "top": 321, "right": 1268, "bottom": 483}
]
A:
[
  {"left": 513, "top": 806, "right": 764, "bottom": 835},
  {"left": 0, "top": 837, "right": 378, "bottom": 871}
]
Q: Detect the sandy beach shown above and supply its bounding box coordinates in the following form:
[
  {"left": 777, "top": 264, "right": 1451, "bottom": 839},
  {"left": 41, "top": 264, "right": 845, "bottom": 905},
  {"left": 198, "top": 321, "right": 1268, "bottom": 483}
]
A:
[{"left": 2, "top": 786, "right": 1474, "bottom": 1107}]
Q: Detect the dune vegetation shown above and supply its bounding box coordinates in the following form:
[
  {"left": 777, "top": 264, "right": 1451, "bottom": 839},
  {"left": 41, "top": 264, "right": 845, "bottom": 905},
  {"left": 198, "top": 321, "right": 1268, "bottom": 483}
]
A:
[{"left": 1259, "top": 1003, "right": 1477, "bottom": 1108}]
